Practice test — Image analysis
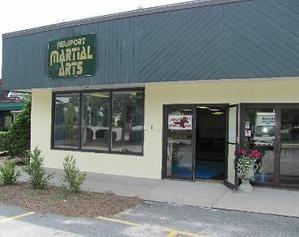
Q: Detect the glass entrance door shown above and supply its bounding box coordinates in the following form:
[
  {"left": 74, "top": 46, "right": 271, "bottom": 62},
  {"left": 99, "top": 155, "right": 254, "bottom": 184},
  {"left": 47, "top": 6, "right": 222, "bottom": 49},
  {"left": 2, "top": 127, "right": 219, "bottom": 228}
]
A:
[
  {"left": 242, "top": 107, "right": 277, "bottom": 185},
  {"left": 164, "top": 106, "right": 194, "bottom": 179},
  {"left": 241, "top": 104, "right": 299, "bottom": 188},
  {"left": 279, "top": 108, "right": 299, "bottom": 186}
]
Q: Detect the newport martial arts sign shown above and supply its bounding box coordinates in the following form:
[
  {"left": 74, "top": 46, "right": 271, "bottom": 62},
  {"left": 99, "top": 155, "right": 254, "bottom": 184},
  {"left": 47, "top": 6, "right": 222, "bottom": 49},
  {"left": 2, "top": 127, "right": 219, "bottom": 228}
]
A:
[{"left": 48, "top": 34, "right": 96, "bottom": 79}]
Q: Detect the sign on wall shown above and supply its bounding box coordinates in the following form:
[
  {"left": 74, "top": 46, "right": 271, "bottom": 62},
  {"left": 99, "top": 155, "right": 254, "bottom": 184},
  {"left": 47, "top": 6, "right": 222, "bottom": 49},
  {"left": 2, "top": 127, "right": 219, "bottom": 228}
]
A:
[
  {"left": 48, "top": 33, "right": 96, "bottom": 79},
  {"left": 256, "top": 112, "right": 275, "bottom": 126},
  {"left": 168, "top": 115, "right": 192, "bottom": 130}
]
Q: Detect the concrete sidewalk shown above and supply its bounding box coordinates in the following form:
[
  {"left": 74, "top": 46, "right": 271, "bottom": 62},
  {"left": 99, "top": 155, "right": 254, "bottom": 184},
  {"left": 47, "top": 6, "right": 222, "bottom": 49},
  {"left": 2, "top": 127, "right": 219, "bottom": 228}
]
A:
[{"left": 19, "top": 168, "right": 299, "bottom": 218}]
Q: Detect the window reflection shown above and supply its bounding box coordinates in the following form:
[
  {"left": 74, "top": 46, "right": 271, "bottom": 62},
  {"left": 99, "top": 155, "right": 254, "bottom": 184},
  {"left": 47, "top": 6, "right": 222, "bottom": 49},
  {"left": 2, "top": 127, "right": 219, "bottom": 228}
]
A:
[
  {"left": 111, "top": 91, "right": 144, "bottom": 153},
  {"left": 244, "top": 108, "right": 276, "bottom": 184},
  {"left": 81, "top": 92, "right": 110, "bottom": 151},
  {"left": 54, "top": 94, "right": 80, "bottom": 148},
  {"left": 280, "top": 108, "right": 299, "bottom": 185},
  {"left": 255, "top": 126, "right": 274, "bottom": 138},
  {"left": 53, "top": 90, "right": 144, "bottom": 154},
  {"left": 166, "top": 109, "right": 193, "bottom": 178}
]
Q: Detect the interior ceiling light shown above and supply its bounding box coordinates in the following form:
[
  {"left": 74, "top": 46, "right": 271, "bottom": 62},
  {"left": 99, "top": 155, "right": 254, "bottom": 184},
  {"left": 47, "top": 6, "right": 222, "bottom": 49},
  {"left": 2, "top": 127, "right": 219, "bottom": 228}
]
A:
[
  {"left": 212, "top": 112, "right": 224, "bottom": 116},
  {"left": 197, "top": 106, "right": 209, "bottom": 109},
  {"left": 209, "top": 108, "right": 220, "bottom": 112}
]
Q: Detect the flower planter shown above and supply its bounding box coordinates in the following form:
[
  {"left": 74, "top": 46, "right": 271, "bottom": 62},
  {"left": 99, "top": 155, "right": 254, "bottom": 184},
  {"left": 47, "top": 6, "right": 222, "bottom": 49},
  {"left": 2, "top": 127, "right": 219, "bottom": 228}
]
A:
[
  {"left": 236, "top": 147, "right": 264, "bottom": 192},
  {"left": 239, "top": 164, "right": 255, "bottom": 192},
  {"left": 239, "top": 179, "right": 253, "bottom": 192}
]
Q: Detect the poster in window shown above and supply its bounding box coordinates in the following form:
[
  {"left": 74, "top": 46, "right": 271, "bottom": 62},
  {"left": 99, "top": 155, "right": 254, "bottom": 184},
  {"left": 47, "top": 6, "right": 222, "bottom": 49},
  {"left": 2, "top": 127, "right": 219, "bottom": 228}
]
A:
[
  {"left": 245, "top": 121, "right": 250, "bottom": 129},
  {"left": 168, "top": 115, "right": 192, "bottom": 130},
  {"left": 245, "top": 129, "right": 252, "bottom": 137}
]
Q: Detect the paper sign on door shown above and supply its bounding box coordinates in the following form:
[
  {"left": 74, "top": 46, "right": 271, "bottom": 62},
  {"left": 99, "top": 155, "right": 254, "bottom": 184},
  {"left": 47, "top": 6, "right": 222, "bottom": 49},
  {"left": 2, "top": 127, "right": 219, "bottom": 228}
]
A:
[{"left": 168, "top": 115, "right": 192, "bottom": 130}]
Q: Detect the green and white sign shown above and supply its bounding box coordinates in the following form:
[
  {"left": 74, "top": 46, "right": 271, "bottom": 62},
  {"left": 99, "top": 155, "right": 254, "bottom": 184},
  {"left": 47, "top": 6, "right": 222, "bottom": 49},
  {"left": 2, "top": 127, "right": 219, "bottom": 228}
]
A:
[{"left": 48, "top": 33, "right": 96, "bottom": 79}]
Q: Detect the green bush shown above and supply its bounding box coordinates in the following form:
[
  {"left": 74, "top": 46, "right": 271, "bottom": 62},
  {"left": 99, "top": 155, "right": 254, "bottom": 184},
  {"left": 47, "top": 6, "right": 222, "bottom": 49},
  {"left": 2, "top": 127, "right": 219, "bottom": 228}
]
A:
[
  {"left": 62, "top": 155, "right": 86, "bottom": 193},
  {"left": 0, "top": 160, "right": 20, "bottom": 185},
  {"left": 0, "top": 132, "right": 9, "bottom": 152},
  {"left": 23, "top": 147, "right": 54, "bottom": 189},
  {"left": 5, "top": 97, "right": 31, "bottom": 160}
]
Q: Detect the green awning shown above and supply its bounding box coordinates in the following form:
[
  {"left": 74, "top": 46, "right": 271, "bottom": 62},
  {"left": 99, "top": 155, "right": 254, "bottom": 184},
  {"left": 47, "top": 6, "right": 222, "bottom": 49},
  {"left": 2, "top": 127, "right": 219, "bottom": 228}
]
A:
[{"left": 0, "top": 102, "right": 25, "bottom": 111}]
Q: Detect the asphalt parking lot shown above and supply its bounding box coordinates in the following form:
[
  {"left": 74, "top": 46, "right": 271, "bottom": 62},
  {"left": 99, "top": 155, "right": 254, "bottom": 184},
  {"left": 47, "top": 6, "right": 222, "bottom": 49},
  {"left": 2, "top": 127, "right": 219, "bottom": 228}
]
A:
[{"left": 0, "top": 201, "right": 299, "bottom": 237}]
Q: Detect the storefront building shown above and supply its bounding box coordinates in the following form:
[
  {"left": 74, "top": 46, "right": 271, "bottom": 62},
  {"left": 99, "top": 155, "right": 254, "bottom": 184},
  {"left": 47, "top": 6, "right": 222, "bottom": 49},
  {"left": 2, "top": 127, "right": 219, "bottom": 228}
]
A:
[
  {"left": 2, "top": 0, "right": 299, "bottom": 189},
  {"left": 0, "top": 80, "right": 25, "bottom": 131}
]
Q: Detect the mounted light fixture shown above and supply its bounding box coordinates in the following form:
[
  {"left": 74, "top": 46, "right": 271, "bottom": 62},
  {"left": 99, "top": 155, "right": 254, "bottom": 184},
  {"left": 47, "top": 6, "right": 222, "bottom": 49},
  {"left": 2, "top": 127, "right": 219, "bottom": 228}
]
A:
[
  {"left": 209, "top": 108, "right": 220, "bottom": 112},
  {"left": 212, "top": 112, "right": 224, "bottom": 116},
  {"left": 197, "top": 106, "right": 209, "bottom": 109}
]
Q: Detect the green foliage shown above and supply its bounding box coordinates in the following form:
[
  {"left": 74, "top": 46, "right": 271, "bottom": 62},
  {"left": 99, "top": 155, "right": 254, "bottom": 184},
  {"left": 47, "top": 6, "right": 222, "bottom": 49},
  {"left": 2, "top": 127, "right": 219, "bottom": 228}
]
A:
[
  {"left": 0, "top": 131, "right": 9, "bottom": 152},
  {"left": 5, "top": 97, "right": 31, "bottom": 159},
  {"left": 23, "top": 147, "right": 54, "bottom": 189},
  {"left": 236, "top": 147, "right": 264, "bottom": 181},
  {"left": 62, "top": 155, "right": 86, "bottom": 193},
  {"left": 236, "top": 156, "right": 255, "bottom": 181},
  {"left": 0, "top": 160, "right": 20, "bottom": 185}
]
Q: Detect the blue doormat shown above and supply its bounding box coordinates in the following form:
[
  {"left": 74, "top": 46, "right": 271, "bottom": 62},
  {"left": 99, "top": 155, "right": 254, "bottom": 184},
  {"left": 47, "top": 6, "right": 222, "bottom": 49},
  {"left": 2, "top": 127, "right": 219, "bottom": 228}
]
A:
[
  {"left": 195, "top": 161, "right": 225, "bottom": 179},
  {"left": 172, "top": 161, "right": 224, "bottom": 179}
]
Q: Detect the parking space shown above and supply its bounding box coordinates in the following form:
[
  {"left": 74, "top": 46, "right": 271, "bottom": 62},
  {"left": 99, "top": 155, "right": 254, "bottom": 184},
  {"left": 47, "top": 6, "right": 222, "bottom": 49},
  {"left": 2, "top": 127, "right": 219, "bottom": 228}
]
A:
[
  {"left": 0, "top": 203, "right": 34, "bottom": 222},
  {"left": 0, "top": 201, "right": 299, "bottom": 237},
  {"left": 0, "top": 203, "right": 201, "bottom": 237},
  {"left": 0, "top": 210, "right": 129, "bottom": 237}
]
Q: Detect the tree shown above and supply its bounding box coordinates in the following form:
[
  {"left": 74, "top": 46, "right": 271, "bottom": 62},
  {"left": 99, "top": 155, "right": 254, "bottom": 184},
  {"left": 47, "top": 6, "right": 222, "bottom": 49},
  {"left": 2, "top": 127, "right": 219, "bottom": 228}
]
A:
[
  {"left": 6, "top": 96, "right": 31, "bottom": 160},
  {"left": 112, "top": 92, "right": 143, "bottom": 141}
]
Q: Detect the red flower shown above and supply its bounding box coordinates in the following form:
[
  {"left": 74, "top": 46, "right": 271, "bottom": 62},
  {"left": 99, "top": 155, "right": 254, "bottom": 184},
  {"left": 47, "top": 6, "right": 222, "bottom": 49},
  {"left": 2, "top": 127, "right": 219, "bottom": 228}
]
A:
[
  {"left": 251, "top": 149, "right": 261, "bottom": 159},
  {"left": 239, "top": 149, "right": 247, "bottom": 155}
]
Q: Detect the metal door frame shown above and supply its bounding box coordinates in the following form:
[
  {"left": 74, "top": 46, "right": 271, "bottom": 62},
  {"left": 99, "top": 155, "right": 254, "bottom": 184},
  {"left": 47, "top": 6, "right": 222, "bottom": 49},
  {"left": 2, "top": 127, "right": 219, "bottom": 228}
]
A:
[
  {"left": 162, "top": 103, "right": 228, "bottom": 181},
  {"left": 240, "top": 103, "right": 299, "bottom": 189},
  {"left": 223, "top": 104, "right": 240, "bottom": 190},
  {"left": 162, "top": 104, "right": 196, "bottom": 180}
]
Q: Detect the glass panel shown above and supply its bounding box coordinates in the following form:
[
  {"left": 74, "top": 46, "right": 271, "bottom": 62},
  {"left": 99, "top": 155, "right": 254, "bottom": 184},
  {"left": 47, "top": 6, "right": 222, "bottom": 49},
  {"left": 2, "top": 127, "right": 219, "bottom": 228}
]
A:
[
  {"left": 81, "top": 92, "right": 110, "bottom": 151},
  {"left": 243, "top": 108, "right": 276, "bottom": 184},
  {"left": 166, "top": 108, "right": 193, "bottom": 178},
  {"left": 111, "top": 91, "right": 144, "bottom": 154},
  {"left": 54, "top": 93, "right": 80, "bottom": 148},
  {"left": 227, "top": 106, "right": 237, "bottom": 185},
  {"left": 280, "top": 108, "right": 299, "bottom": 186}
]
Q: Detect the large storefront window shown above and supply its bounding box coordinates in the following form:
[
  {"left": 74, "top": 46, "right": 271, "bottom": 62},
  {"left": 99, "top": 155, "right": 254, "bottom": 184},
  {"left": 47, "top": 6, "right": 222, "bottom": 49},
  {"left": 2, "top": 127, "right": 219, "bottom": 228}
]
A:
[
  {"left": 242, "top": 104, "right": 299, "bottom": 188},
  {"left": 52, "top": 89, "right": 144, "bottom": 155},
  {"left": 112, "top": 91, "right": 144, "bottom": 154},
  {"left": 243, "top": 108, "right": 276, "bottom": 185},
  {"left": 81, "top": 92, "right": 110, "bottom": 151},
  {"left": 54, "top": 93, "right": 80, "bottom": 148}
]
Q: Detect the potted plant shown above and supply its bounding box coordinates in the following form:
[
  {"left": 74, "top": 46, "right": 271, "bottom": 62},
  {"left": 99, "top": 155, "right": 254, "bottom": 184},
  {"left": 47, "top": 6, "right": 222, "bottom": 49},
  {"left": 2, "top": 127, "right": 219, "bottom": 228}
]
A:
[{"left": 236, "top": 147, "right": 263, "bottom": 192}]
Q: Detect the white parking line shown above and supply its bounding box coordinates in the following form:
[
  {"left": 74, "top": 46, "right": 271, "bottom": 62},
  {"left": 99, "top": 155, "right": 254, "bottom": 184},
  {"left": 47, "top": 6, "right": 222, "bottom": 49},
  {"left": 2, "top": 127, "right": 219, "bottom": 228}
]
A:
[
  {"left": 97, "top": 215, "right": 209, "bottom": 237},
  {"left": 96, "top": 216, "right": 139, "bottom": 227},
  {"left": 0, "top": 212, "right": 35, "bottom": 224}
]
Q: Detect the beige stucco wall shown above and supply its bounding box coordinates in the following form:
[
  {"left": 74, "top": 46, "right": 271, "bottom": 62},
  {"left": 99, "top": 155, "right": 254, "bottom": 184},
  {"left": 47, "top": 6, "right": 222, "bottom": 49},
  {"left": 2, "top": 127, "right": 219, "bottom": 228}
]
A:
[{"left": 31, "top": 77, "right": 299, "bottom": 179}]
